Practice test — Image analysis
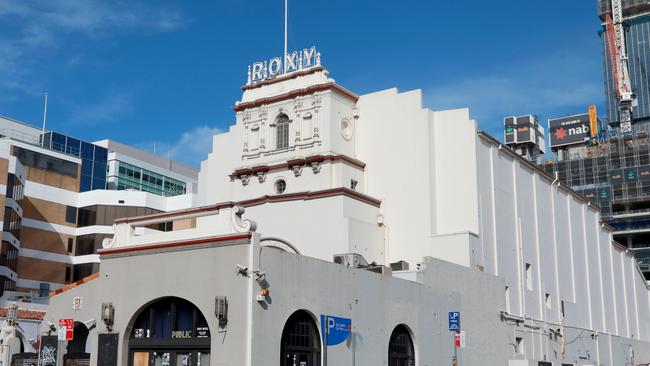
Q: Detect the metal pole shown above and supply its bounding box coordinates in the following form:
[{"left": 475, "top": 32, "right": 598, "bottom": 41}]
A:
[
  {"left": 323, "top": 316, "right": 328, "bottom": 366},
  {"left": 41, "top": 92, "right": 48, "bottom": 146},
  {"left": 283, "top": 0, "right": 288, "bottom": 73},
  {"left": 454, "top": 333, "right": 458, "bottom": 366}
]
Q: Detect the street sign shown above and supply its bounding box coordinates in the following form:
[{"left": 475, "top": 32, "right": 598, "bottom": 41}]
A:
[
  {"left": 57, "top": 327, "right": 66, "bottom": 341},
  {"left": 448, "top": 311, "right": 461, "bottom": 331},
  {"left": 320, "top": 315, "right": 352, "bottom": 346},
  {"left": 59, "top": 318, "right": 74, "bottom": 341},
  {"left": 455, "top": 331, "right": 465, "bottom": 349}
]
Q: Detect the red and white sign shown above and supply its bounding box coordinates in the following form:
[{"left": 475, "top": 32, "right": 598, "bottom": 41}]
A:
[
  {"left": 454, "top": 331, "right": 465, "bottom": 349},
  {"left": 59, "top": 319, "right": 74, "bottom": 341}
]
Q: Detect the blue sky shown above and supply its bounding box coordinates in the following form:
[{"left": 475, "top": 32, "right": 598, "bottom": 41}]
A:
[{"left": 0, "top": 1, "right": 605, "bottom": 166}]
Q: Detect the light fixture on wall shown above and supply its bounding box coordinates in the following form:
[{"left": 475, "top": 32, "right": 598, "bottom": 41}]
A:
[
  {"left": 102, "top": 302, "right": 114, "bottom": 331},
  {"left": 215, "top": 296, "right": 228, "bottom": 328}
]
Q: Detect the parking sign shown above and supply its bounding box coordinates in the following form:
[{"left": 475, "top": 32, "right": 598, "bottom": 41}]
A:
[{"left": 448, "top": 311, "right": 460, "bottom": 331}]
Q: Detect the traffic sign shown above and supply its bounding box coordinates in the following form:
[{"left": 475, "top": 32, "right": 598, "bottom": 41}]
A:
[
  {"left": 455, "top": 331, "right": 465, "bottom": 349},
  {"left": 320, "top": 315, "right": 352, "bottom": 346},
  {"left": 448, "top": 311, "right": 461, "bottom": 331},
  {"left": 59, "top": 319, "right": 74, "bottom": 341}
]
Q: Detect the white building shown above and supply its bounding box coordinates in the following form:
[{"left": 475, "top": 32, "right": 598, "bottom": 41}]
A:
[{"left": 44, "top": 49, "right": 650, "bottom": 366}]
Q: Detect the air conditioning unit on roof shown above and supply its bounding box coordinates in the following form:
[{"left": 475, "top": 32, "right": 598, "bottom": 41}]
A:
[{"left": 333, "top": 253, "right": 368, "bottom": 268}]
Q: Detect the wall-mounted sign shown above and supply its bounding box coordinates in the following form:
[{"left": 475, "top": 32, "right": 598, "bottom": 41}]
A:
[
  {"left": 248, "top": 47, "right": 321, "bottom": 85},
  {"left": 72, "top": 296, "right": 82, "bottom": 310},
  {"left": 639, "top": 166, "right": 650, "bottom": 181},
  {"left": 59, "top": 318, "right": 74, "bottom": 341},
  {"left": 320, "top": 315, "right": 351, "bottom": 346},
  {"left": 515, "top": 116, "right": 534, "bottom": 144},
  {"left": 196, "top": 327, "right": 210, "bottom": 338},
  {"left": 610, "top": 169, "right": 624, "bottom": 185},
  {"left": 171, "top": 330, "right": 192, "bottom": 339},
  {"left": 448, "top": 312, "right": 461, "bottom": 331},
  {"left": 504, "top": 117, "right": 516, "bottom": 144},
  {"left": 549, "top": 114, "right": 591, "bottom": 148},
  {"left": 455, "top": 331, "right": 465, "bottom": 349}
]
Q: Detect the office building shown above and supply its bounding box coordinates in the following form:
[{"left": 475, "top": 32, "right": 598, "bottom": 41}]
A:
[{"left": 0, "top": 115, "right": 197, "bottom": 355}]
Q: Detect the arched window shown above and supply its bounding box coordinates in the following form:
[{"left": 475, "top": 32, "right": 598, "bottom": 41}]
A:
[
  {"left": 280, "top": 310, "right": 321, "bottom": 366},
  {"left": 388, "top": 325, "right": 415, "bottom": 366},
  {"left": 128, "top": 297, "right": 211, "bottom": 366},
  {"left": 276, "top": 114, "right": 290, "bottom": 150}
]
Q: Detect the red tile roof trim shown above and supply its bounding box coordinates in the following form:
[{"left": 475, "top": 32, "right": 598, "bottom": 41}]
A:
[
  {"left": 49, "top": 272, "right": 100, "bottom": 298},
  {"left": 115, "top": 188, "right": 381, "bottom": 226},
  {"left": 0, "top": 308, "right": 46, "bottom": 321},
  {"left": 99, "top": 233, "right": 253, "bottom": 256}
]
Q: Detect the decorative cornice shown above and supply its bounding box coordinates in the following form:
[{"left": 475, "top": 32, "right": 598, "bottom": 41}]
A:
[
  {"left": 238, "top": 187, "right": 381, "bottom": 208},
  {"left": 241, "top": 66, "right": 326, "bottom": 91},
  {"left": 233, "top": 83, "right": 359, "bottom": 112},
  {"left": 115, "top": 187, "right": 381, "bottom": 226},
  {"left": 230, "top": 154, "right": 366, "bottom": 181}
]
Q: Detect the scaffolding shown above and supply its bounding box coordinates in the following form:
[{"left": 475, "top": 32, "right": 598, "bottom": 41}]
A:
[
  {"left": 598, "top": 0, "right": 650, "bottom": 19},
  {"left": 540, "top": 129, "right": 650, "bottom": 280}
]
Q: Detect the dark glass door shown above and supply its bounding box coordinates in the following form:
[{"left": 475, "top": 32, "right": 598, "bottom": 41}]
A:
[{"left": 130, "top": 350, "right": 209, "bottom": 366}]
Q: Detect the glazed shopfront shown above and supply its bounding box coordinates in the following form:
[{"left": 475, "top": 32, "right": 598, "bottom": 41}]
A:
[{"left": 128, "top": 297, "right": 211, "bottom": 366}]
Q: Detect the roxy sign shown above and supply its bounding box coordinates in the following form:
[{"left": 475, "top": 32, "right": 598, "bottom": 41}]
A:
[{"left": 247, "top": 46, "right": 321, "bottom": 85}]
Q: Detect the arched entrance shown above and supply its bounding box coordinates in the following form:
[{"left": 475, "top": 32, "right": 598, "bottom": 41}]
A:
[
  {"left": 388, "top": 325, "right": 415, "bottom": 366},
  {"left": 280, "top": 310, "right": 320, "bottom": 366},
  {"left": 128, "top": 297, "right": 211, "bottom": 366},
  {"left": 63, "top": 322, "right": 90, "bottom": 365}
]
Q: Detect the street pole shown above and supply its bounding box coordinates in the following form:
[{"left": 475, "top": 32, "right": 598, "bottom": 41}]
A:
[{"left": 323, "top": 316, "right": 328, "bottom": 366}]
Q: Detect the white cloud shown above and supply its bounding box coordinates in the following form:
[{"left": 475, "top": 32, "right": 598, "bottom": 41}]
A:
[
  {"left": 0, "top": 0, "right": 186, "bottom": 96},
  {"left": 144, "top": 126, "right": 223, "bottom": 167},
  {"left": 425, "top": 52, "right": 605, "bottom": 136},
  {"left": 68, "top": 91, "right": 135, "bottom": 125},
  {"left": 4, "top": 0, "right": 186, "bottom": 42}
]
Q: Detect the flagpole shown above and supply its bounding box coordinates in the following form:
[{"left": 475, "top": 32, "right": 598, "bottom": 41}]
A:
[{"left": 283, "top": 0, "right": 288, "bottom": 73}]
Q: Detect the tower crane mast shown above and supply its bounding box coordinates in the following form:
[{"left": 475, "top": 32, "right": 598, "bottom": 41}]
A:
[{"left": 605, "top": 0, "right": 635, "bottom": 133}]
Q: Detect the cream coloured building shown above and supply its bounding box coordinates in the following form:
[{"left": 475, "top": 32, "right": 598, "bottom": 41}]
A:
[{"left": 44, "top": 50, "right": 650, "bottom": 366}]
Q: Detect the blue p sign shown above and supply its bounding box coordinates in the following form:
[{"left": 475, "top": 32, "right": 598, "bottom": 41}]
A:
[
  {"left": 448, "top": 311, "right": 461, "bottom": 331},
  {"left": 320, "top": 315, "right": 352, "bottom": 346}
]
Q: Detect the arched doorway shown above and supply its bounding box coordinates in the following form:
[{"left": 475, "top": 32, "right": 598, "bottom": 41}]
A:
[
  {"left": 63, "top": 322, "right": 90, "bottom": 365},
  {"left": 280, "top": 310, "right": 320, "bottom": 366},
  {"left": 388, "top": 325, "right": 415, "bottom": 366},
  {"left": 128, "top": 297, "right": 211, "bottom": 366}
]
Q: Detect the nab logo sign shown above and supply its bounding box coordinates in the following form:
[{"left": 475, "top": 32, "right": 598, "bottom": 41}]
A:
[{"left": 553, "top": 125, "right": 589, "bottom": 140}]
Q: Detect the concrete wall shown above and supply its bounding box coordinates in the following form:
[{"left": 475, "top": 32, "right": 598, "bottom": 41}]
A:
[
  {"left": 474, "top": 134, "right": 650, "bottom": 350},
  {"left": 45, "top": 234, "right": 510, "bottom": 366}
]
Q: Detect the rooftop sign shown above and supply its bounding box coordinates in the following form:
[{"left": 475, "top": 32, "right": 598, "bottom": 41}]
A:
[
  {"left": 548, "top": 113, "right": 592, "bottom": 148},
  {"left": 247, "top": 46, "right": 321, "bottom": 85}
]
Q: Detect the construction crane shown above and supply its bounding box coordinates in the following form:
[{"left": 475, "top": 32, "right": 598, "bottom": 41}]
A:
[{"left": 604, "top": 0, "right": 635, "bottom": 133}]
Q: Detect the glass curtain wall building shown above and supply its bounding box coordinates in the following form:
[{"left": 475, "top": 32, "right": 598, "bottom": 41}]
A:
[
  {"left": 42, "top": 132, "right": 108, "bottom": 191},
  {"left": 111, "top": 161, "right": 187, "bottom": 197}
]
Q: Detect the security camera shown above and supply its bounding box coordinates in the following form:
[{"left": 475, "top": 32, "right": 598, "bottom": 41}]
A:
[
  {"left": 84, "top": 319, "right": 97, "bottom": 330},
  {"left": 47, "top": 321, "right": 56, "bottom": 333},
  {"left": 253, "top": 271, "right": 266, "bottom": 284},
  {"left": 236, "top": 265, "right": 249, "bottom": 277}
]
